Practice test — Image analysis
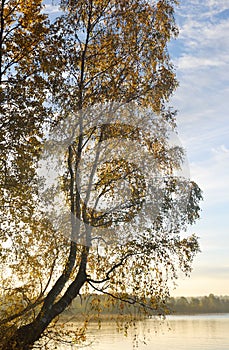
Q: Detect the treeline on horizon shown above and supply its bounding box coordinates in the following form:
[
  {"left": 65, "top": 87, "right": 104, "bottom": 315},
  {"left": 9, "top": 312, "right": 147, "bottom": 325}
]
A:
[
  {"left": 63, "top": 294, "right": 229, "bottom": 317},
  {"left": 167, "top": 294, "right": 229, "bottom": 314}
]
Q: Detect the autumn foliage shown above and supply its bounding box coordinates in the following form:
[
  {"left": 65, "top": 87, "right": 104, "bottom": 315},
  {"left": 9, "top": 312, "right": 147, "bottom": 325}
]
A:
[{"left": 0, "top": 1, "right": 202, "bottom": 349}]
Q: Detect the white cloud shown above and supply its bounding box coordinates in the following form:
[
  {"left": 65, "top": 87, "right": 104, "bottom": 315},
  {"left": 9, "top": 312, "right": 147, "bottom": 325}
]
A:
[
  {"left": 177, "top": 56, "right": 227, "bottom": 69},
  {"left": 174, "top": 0, "right": 229, "bottom": 74},
  {"left": 42, "top": 1, "right": 62, "bottom": 17},
  {"left": 190, "top": 145, "right": 229, "bottom": 205},
  {"left": 170, "top": 3, "right": 229, "bottom": 163},
  {"left": 177, "top": 0, "right": 229, "bottom": 21},
  {"left": 43, "top": 4, "right": 60, "bottom": 14},
  {"left": 212, "top": 144, "right": 229, "bottom": 154},
  {"left": 169, "top": 1, "right": 229, "bottom": 297}
]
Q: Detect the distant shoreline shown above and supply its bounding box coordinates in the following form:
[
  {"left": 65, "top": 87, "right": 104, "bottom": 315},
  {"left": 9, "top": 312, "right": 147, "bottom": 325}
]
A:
[
  {"left": 62, "top": 294, "right": 229, "bottom": 318},
  {"left": 59, "top": 311, "right": 229, "bottom": 324}
]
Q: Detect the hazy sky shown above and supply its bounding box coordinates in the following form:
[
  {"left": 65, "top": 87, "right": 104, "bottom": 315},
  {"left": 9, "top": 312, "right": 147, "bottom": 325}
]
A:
[
  {"left": 43, "top": 0, "right": 229, "bottom": 297},
  {"left": 169, "top": 0, "right": 229, "bottom": 296}
]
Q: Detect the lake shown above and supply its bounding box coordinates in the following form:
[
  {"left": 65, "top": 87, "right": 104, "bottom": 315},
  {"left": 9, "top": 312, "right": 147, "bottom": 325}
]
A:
[{"left": 54, "top": 314, "right": 229, "bottom": 350}]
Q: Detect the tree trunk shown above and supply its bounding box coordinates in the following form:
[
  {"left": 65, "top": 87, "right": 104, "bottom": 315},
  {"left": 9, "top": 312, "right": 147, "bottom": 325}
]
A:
[{"left": 3, "top": 270, "right": 87, "bottom": 350}]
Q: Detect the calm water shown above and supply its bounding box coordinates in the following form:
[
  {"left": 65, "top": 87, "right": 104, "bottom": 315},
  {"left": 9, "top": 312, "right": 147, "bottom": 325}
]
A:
[{"left": 55, "top": 314, "right": 229, "bottom": 350}]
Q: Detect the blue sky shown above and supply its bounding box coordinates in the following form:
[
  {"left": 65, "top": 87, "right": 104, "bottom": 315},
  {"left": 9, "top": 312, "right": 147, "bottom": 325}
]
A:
[
  {"left": 169, "top": 0, "right": 229, "bottom": 296},
  {"left": 42, "top": 0, "right": 229, "bottom": 297}
]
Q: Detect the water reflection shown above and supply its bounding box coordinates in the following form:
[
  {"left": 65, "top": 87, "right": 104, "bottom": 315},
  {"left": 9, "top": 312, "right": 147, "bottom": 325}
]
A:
[{"left": 55, "top": 315, "right": 229, "bottom": 350}]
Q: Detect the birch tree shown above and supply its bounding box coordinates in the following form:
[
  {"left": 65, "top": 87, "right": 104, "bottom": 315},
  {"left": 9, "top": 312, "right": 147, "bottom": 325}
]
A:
[{"left": 0, "top": 1, "right": 202, "bottom": 349}]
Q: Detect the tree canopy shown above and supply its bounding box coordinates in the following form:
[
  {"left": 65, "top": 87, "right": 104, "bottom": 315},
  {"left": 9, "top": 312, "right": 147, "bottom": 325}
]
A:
[{"left": 0, "top": 1, "right": 202, "bottom": 349}]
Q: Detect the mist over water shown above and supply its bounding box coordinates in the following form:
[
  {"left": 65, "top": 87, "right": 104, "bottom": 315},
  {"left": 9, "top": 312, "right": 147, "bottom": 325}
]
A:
[{"left": 52, "top": 314, "right": 229, "bottom": 350}]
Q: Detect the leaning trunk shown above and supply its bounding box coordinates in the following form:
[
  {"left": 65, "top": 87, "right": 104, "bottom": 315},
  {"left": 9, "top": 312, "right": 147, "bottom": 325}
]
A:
[{"left": 3, "top": 269, "right": 87, "bottom": 350}]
